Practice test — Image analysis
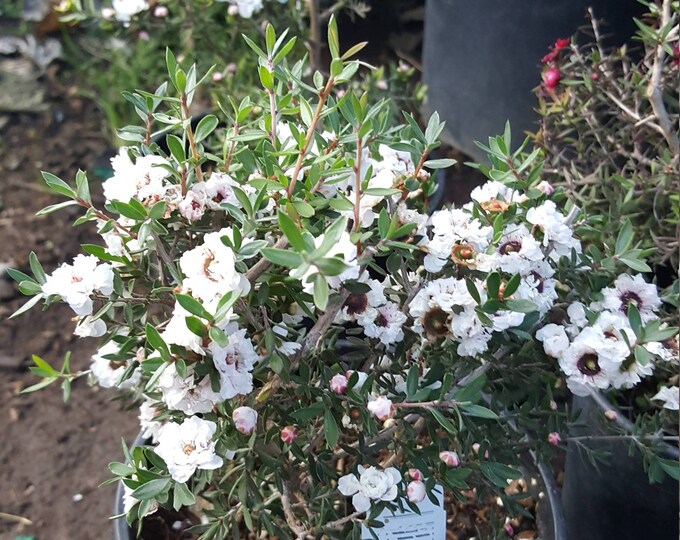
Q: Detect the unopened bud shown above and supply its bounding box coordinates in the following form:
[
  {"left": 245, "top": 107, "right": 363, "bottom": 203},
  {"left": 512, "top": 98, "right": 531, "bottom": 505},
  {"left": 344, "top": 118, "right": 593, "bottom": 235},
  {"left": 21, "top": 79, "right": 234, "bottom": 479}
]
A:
[{"left": 439, "top": 451, "right": 460, "bottom": 468}]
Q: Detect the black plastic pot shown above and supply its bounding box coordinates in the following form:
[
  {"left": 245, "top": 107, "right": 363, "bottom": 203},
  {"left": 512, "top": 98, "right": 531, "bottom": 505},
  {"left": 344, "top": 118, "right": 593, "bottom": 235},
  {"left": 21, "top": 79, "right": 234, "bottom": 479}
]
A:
[
  {"left": 422, "top": 0, "right": 643, "bottom": 162},
  {"left": 562, "top": 394, "right": 679, "bottom": 540}
]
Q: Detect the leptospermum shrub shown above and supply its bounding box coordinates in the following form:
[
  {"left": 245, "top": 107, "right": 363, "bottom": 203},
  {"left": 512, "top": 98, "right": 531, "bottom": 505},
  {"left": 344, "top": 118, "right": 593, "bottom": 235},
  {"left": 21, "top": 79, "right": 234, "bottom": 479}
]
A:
[{"left": 11, "top": 20, "right": 679, "bottom": 539}]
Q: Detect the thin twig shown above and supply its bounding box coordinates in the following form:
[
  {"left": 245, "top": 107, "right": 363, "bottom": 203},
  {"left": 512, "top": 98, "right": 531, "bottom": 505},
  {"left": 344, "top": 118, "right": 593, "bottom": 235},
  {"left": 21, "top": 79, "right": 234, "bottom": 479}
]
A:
[{"left": 645, "top": 0, "right": 680, "bottom": 158}]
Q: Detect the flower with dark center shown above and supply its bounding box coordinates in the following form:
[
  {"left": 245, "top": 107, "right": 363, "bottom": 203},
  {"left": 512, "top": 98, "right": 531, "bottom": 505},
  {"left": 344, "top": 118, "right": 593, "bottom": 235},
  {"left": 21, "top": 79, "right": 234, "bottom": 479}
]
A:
[
  {"left": 499, "top": 239, "right": 522, "bottom": 255},
  {"left": 375, "top": 312, "right": 388, "bottom": 327},
  {"left": 529, "top": 271, "right": 545, "bottom": 293},
  {"left": 344, "top": 293, "right": 369, "bottom": 316},
  {"left": 576, "top": 353, "right": 601, "bottom": 376},
  {"left": 182, "top": 443, "right": 196, "bottom": 455},
  {"left": 619, "top": 291, "right": 642, "bottom": 314},
  {"left": 451, "top": 243, "right": 476, "bottom": 267},
  {"left": 422, "top": 307, "right": 451, "bottom": 338}
]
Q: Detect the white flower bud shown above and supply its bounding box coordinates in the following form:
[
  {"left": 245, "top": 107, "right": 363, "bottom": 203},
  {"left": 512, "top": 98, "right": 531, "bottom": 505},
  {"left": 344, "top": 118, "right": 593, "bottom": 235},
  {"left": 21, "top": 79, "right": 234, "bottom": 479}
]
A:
[{"left": 233, "top": 406, "right": 258, "bottom": 434}]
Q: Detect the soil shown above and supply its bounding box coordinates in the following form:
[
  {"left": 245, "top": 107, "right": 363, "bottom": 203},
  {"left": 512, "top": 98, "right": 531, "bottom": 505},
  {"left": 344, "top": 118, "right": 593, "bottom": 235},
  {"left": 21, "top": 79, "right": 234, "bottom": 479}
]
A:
[{"left": 0, "top": 80, "right": 139, "bottom": 540}]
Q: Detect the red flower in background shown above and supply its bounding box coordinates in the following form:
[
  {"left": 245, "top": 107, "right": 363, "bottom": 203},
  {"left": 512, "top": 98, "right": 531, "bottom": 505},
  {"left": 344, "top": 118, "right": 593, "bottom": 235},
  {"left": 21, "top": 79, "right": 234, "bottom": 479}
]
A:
[{"left": 542, "top": 37, "right": 571, "bottom": 64}]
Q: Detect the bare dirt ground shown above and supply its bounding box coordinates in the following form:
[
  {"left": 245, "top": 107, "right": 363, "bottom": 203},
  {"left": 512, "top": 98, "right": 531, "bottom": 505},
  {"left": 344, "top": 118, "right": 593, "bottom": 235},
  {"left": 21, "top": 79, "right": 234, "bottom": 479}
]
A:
[{"left": 0, "top": 83, "right": 139, "bottom": 540}]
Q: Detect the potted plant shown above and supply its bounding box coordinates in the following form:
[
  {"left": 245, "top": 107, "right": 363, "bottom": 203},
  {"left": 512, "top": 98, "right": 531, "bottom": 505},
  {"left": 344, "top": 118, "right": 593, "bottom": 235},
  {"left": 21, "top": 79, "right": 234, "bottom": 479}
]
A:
[{"left": 10, "top": 19, "right": 677, "bottom": 539}]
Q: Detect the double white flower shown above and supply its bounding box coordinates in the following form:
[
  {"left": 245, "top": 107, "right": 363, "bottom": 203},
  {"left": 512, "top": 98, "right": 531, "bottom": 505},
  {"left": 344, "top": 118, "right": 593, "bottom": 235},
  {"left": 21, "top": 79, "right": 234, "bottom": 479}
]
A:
[
  {"left": 154, "top": 416, "right": 224, "bottom": 483},
  {"left": 338, "top": 466, "right": 402, "bottom": 513}
]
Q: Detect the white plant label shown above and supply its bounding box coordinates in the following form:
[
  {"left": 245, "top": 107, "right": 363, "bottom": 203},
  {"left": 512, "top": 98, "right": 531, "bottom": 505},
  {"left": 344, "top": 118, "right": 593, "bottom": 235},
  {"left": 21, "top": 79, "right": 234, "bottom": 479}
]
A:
[{"left": 361, "top": 484, "right": 446, "bottom": 540}]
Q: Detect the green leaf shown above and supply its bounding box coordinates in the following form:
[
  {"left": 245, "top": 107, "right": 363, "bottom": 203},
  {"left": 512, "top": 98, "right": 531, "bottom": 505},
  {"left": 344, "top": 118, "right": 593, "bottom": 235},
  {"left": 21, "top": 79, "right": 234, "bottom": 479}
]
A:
[
  {"left": 31, "top": 355, "right": 58, "bottom": 376},
  {"left": 627, "top": 303, "right": 643, "bottom": 340},
  {"left": 313, "top": 274, "right": 329, "bottom": 310},
  {"left": 145, "top": 323, "right": 170, "bottom": 360},
  {"left": 423, "top": 158, "right": 456, "bottom": 169},
  {"left": 173, "top": 482, "right": 196, "bottom": 510},
  {"left": 314, "top": 257, "right": 348, "bottom": 276},
  {"left": 459, "top": 403, "right": 498, "bottom": 420},
  {"left": 6, "top": 268, "right": 33, "bottom": 284},
  {"left": 111, "top": 201, "right": 147, "bottom": 221},
  {"left": 166, "top": 134, "right": 186, "bottom": 162},
  {"left": 194, "top": 115, "right": 219, "bottom": 143},
  {"left": 261, "top": 248, "right": 303, "bottom": 268},
  {"left": 453, "top": 373, "right": 487, "bottom": 403},
  {"left": 618, "top": 256, "right": 651, "bottom": 273},
  {"left": 75, "top": 170, "right": 91, "bottom": 203},
  {"left": 9, "top": 294, "right": 43, "bottom": 319},
  {"left": 324, "top": 409, "right": 339, "bottom": 448},
  {"left": 278, "top": 211, "right": 306, "bottom": 252},
  {"left": 259, "top": 66, "right": 274, "bottom": 90},
  {"left": 503, "top": 274, "right": 521, "bottom": 298},
  {"left": 166, "top": 48, "right": 178, "bottom": 90},
  {"left": 615, "top": 219, "right": 634, "bottom": 255},
  {"left": 185, "top": 316, "right": 208, "bottom": 337},
  {"left": 503, "top": 299, "right": 537, "bottom": 313},
  {"left": 209, "top": 326, "right": 229, "bottom": 347},
  {"left": 20, "top": 378, "right": 57, "bottom": 394},
  {"left": 634, "top": 345, "right": 651, "bottom": 366},
  {"left": 130, "top": 478, "right": 170, "bottom": 501},
  {"left": 291, "top": 402, "right": 325, "bottom": 421},
  {"left": 175, "top": 294, "right": 213, "bottom": 321},
  {"left": 429, "top": 407, "right": 457, "bottom": 435},
  {"left": 41, "top": 171, "right": 74, "bottom": 198},
  {"left": 36, "top": 200, "right": 79, "bottom": 216},
  {"left": 29, "top": 252, "right": 46, "bottom": 284},
  {"left": 363, "top": 188, "right": 401, "bottom": 197},
  {"left": 406, "top": 365, "right": 419, "bottom": 399},
  {"left": 18, "top": 280, "right": 42, "bottom": 295}
]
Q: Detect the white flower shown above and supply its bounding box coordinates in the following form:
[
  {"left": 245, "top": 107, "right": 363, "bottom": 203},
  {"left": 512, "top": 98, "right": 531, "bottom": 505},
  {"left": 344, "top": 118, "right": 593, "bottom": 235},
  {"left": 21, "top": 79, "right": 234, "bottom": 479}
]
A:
[
  {"left": 158, "top": 363, "right": 222, "bottom": 415},
  {"left": 139, "top": 399, "right": 164, "bottom": 443},
  {"left": 367, "top": 396, "right": 394, "bottom": 421},
  {"left": 652, "top": 386, "right": 679, "bottom": 410},
  {"left": 233, "top": 406, "right": 258, "bottom": 434},
  {"left": 90, "top": 341, "right": 140, "bottom": 389},
  {"left": 178, "top": 190, "right": 206, "bottom": 221},
  {"left": 180, "top": 229, "right": 250, "bottom": 310},
  {"left": 600, "top": 274, "right": 661, "bottom": 322},
  {"left": 470, "top": 181, "right": 521, "bottom": 204},
  {"left": 42, "top": 254, "right": 114, "bottom": 316},
  {"left": 74, "top": 316, "right": 107, "bottom": 338},
  {"left": 154, "top": 417, "right": 224, "bottom": 483},
  {"left": 338, "top": 466, "right": 402, "bottom": 513},
  {"left": 536, "top": 324, "right": 570, "bottom": 359},
  {"left": 358, "top": 302, "right": 406, "bottom": 345},
  {"left": 559, "top": 326, "right": 629, "bottom": 396},
  {"left": 103, "top": 148, "right": 170, "bottom": 204},
  {"left": 407, "top": 480, "right": 426, "bottom": 503},
  {"left": 223, "top": 0, "right": 263, "bottom": 17},
  {"left": 209, "top": 324, "right": 259, "bottom": 400},
  {"left": 112, "top": 0, "right": 148, "bottom": 22},
  {"left": 424, "top": 208, "right": 492, "bottom": 273},
  {"left": 525, "top": 200, "right": 581, "bottom": 258},
  {"left": 161, "top": 302, "right": 206, "bottom": 356}
]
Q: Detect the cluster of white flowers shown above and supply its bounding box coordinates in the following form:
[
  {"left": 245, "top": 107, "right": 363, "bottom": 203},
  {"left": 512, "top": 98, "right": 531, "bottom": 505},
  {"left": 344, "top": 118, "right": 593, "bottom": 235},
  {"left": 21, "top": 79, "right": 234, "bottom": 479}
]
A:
[
  {"left": 536, "top": 274, "right": 672, "bottom": 396},
  {"left": 42, "top": 255, "right": 114, "bottom": 335}
]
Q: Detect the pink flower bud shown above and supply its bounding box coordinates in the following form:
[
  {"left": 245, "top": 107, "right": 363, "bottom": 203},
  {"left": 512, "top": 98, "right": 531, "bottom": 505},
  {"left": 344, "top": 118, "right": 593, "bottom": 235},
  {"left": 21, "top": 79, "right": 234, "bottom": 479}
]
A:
[
  {"left": 101, "top": 7, "right": 115, "bottom": 19},
  {"left": 376, "top": 79, "right": 388, "bottom": 91},
  {"left": 280, "top": 425, "right": 298, "bottom": 444},
  {"left": 212, "top": 71, "right": 224, "bottom": 82},
  {"left": 604, "top": 409, "right": 618, "bottom": 421},
  {"left": 543, "top": 68, "right": 561, "bottom": 90},
  {"left": 227, "top": 4, "right": 239, "bottom": 16},
  {"left": 504, "top": 522, "right": 514, "bottom": 536},
  {"left": 409, "top": 468, "right": 423, "bottom": 481},
  {"left": 439, "top": 451, "right": 460, "bottom": 468},
  {"left": 367, "top": 396, "right": 394, "bottom": 421},
  {"left": 138, "top": 31, "right": 150, "bottom": 41},
  {"left": 330, "top": 373, "right": 348, "bottom": 394},
  {"left": 233, "top": 406, "right": 258, "bottom": 435},
  {"left": 407, "top": 480, "right": 426, "bottom": 503},
  {"left": 153, "top": 5, "right": 168, "bottom": 17},
  {"left": 548, "top": 432, "right": 561, "bottom": 446},
  {"left": 536, "top": 180, "right": 554, "bottom": 195}
]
